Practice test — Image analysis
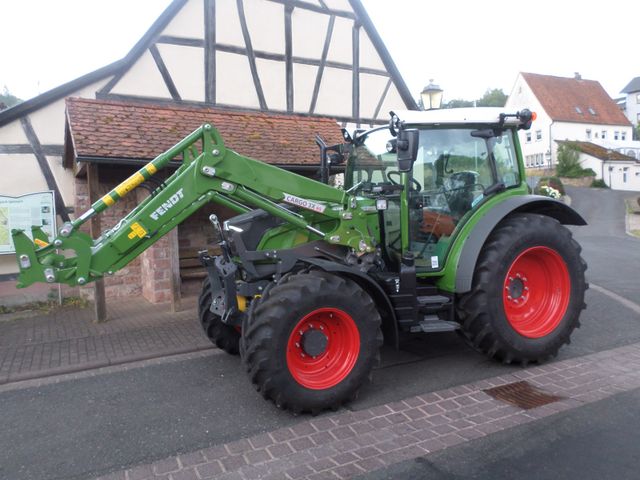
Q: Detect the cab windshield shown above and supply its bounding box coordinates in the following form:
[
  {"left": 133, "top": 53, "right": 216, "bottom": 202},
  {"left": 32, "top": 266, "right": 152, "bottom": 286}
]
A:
[{"left": 348, "top": 125, "right": 521, "bottom": 271}]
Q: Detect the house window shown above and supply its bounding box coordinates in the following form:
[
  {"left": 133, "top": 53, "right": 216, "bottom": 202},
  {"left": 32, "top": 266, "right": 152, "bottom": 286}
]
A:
[
  {"left": 525, "top": 132, "right": 531, "bottom": 143},
  {"left": 586, "top": 129, "right": 592, "bottom": 140},
  {"left": 622, "top": 131, "right": 627, "bottom": 141},
  {"left": 601, "top": 130, "right": 607, "bottom": 140},
  {"left": 575, "top": 106, "right": 583, "bottom": 114},
  {"left": 636, "top": 93, "right": 640, "bottom": 104},
  {"left": 588, "top": 107, "right": 596, "bottom": 115},
  {"left": 614, "top": 131, "right": 619, "bottom": 140},
  {"left": 535, "top": 130, "right": 542, "bottom": 141}
]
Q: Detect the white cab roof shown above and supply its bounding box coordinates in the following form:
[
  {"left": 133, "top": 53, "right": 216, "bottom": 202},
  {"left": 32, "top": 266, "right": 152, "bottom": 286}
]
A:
[{"left": 392, "top": 108, "right": 525, "bottom": 126}]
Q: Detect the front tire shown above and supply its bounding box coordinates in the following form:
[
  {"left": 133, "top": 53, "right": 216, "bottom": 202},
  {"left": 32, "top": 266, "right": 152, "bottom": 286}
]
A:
[
  {"left": 241, "top": 270, "right": 382, "bottom": 413},
  {"left": 457, "top": 213, "right": 587, "bottom": 364},
  {"left": 198, "top": 276, "right": 241, "bottom": 355}
]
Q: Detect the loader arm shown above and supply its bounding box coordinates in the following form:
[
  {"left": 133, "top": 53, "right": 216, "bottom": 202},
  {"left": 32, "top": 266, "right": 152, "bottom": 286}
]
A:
[{"left": 12, "top": 124, "right": 378, "bottom": 288}]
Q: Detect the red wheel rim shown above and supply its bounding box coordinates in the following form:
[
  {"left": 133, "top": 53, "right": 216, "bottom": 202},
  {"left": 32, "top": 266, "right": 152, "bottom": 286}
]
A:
[
  {"left": 503, "top": 246, "right": 570, "bottom": 338},
  {"left": 286, "top": 308, "right": 360, "bottom": 390}
]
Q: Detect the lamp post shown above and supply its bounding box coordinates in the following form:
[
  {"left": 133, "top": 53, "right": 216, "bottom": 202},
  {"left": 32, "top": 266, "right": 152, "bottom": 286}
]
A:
[{"left": 421, "top": 80, "right": 443, "bottom": 110}]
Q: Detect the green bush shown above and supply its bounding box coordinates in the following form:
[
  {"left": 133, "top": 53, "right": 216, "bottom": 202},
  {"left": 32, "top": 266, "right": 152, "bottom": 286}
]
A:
[
  {"left": 556, "top": 143, "right": 595, "bottom": 178},
  {"left": 591, "top": 178, "right": 608, "bottom": 188},
  {"left": 535, "top": 176, "right": 565, "bottom": 196}
]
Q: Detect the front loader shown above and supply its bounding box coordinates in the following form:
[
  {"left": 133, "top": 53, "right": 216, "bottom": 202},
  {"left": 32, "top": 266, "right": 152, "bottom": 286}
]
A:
[{"left": 12, "top": 108, "right": 587, "bottom": 413}]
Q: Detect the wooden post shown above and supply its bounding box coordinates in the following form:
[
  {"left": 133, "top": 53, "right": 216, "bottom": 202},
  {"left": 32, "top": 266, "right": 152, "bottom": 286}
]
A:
[{"left": 86, "top": 163, "right": 107, "bottom": 322}]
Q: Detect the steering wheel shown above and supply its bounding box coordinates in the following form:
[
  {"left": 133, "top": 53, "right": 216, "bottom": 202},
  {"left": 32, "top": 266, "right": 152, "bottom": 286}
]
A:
[{"left": 387, "top": 171, "right": 422, "bottom": 191}]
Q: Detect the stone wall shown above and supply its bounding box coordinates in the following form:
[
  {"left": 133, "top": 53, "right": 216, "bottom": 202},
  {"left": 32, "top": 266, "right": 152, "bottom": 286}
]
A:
[{"left": 75, "top": 173, "right": 144, "bottom": 301}]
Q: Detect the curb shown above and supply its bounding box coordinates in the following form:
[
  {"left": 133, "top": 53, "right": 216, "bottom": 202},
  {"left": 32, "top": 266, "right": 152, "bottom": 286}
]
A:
[{"left": 0, "top": 344, "right": 215, "bottom": 386}]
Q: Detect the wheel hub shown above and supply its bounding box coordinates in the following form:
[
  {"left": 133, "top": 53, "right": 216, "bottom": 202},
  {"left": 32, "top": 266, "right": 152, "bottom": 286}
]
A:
[
  {"left": 300, "top": 329, "right": 328, "bottom": 357},
  {"left": 506, "top": 274, "right": 528, "bottom": 302}
]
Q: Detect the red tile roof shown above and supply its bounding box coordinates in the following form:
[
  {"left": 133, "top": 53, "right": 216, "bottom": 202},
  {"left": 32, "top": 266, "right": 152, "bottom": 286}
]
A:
[
  {"left": 522, "top": 73, "right": 631, "bottom": 126},
  {"left": 65, "top": 98, "right": 344, "bottom": 167},
  {"left": 557, "top": 140, "right": 637, "bottom": 162}
]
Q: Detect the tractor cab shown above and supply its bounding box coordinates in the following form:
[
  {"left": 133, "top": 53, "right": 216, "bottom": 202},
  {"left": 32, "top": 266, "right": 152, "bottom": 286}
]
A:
[{"left": 345, "top": 108, "right": 533, "bottom": 273}]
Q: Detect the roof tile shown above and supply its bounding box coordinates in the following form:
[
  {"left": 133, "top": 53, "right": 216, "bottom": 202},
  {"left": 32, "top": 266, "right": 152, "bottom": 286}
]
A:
[
  {"left": 522, "top": 73, "right": 631, "bottom": 126},
  {"left": 65, "top": 98, "right": 344, "bottom": 166}
]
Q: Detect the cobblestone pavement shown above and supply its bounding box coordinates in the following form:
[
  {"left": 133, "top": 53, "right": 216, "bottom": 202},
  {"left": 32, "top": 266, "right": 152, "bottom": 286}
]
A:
[
  {"left": 93, "top": 341, "right": 640, "bottom": 480},
  {"left": 0, "top": 298, "right": 212, "bottom": 384}
]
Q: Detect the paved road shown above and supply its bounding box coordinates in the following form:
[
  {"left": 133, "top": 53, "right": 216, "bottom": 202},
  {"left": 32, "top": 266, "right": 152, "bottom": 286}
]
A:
[
  {"left": 1, "top": 187, "right": 639, "bottom": 480},
  {"left": 566, "top": 186, "right": 640, "bottom": 304}
]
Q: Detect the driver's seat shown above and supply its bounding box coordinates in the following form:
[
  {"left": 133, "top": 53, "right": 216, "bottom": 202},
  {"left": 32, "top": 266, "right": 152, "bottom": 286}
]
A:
[{"left": 446, "top": 171, "right": 476, "bottom": 218}]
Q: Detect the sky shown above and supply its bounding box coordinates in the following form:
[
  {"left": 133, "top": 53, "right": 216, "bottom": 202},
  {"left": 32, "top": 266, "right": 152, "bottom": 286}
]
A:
[{"left": 0, "top": 0, "right": 638, "bottom": 104}]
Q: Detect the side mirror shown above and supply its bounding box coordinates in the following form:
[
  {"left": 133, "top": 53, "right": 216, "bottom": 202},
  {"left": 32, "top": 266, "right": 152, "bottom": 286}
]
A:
[{"left": 397, "top": 129, "right": 419, "bottom": 172}]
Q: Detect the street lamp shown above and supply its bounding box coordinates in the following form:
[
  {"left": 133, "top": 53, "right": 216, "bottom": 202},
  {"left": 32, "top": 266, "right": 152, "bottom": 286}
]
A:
[{"left": 421, "top": 80, "right": 443, "bottom": 110}]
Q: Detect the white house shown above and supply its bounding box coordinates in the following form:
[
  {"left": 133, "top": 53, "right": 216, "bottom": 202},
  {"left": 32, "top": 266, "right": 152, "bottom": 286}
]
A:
[
  {"left": 621, "top": 76, "right": 640, "bottom": 129},
  {"left": 506, "top": 72, "right": 633, "bottom": 169},
  {"left": 557, "top": 140, "right": 640, "bottom": 191}
]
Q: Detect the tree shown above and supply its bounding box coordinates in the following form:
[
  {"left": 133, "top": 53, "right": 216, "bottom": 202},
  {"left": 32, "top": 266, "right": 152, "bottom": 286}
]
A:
[
  {"left": 0, "top": 86, "right": 22, "bottom": 109},
  {"left": 555, "top": 142, "right": 594, "bottom": 178},
  {"left": 476, "top": 88, "right": 507, "bottom": 107},
  {"left": 443, "top": 98, "right": 474, "bottom": 109}
]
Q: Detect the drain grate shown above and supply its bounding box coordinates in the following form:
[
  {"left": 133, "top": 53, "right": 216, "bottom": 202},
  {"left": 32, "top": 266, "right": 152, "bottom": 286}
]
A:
[{"left": 484, "top": 380, "right": 563, "bottom": 409}]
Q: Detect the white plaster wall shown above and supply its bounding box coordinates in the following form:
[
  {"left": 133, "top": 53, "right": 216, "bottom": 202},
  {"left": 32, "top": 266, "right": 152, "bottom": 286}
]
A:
[
  {"left": 579, "top": 154, "right": 640, "bottom": 191},
  {"left": 0, "top": 256, "right": 20, "bottom": 275},
  {"left": 607, "top": 162, "right": 640, "bottom": 191},
  {"left": 215, "top": 52, "right": 260, "bottom": 108},
  {"left": 359, "top": 30, "right": 384, "bottom": 70},
  {"left": 256, "top": 58, "right": 287, "bottom": 111},
  {"left": 46, "top": 155, "right": 75, "bottom": 206},
  {"left": 375, "top": 86, "right": 405, "bottom": 123},
  {"left": 0, "top": 119, "right": 28, "bottom": 144},
  {"left": 326, "top": 16, "right": 352, "bottom": 65},
  {"left": 110, "top": 50, "right": 172, "bottom": 98},
  {"left": 291, "top": 8, "right": 328, "bottom": 59},
  {"left": 314, "top": 67, "right": 351, "bottom": 117},
  {"left": 244, "top": 0, "right": 285, "bottom": 54},
  {"left": 322, "top": 0, "right": 352, "bottom": 11},
  {"left": 157, "top": 44, "right": 205, "bottom": 102},
  {"left": 506, "top": 73, "right": 552, "bottom": 166},
  {"left": 292, "top": 63, "right": 319, "bottom": 113},
  {"left": 359, "top": 73, "right": 389, "bottom": 120},
  {"left": 0, "top": 154, "right": 48, "bottom": 195},
  {"left": 626, "top": 92, "right": 640, "bottom": 127},
  {"left": 216, "top": 0, "right": 245, "bottom": 47},
  {"left": 163, "top": 0, "right": 204, "bottom": 39}
]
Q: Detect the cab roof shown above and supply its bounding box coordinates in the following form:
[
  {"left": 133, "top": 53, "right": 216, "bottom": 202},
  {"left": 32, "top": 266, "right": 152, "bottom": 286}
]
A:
[{"left": 393, "top": 108, "right": 526, "bottom": 127}]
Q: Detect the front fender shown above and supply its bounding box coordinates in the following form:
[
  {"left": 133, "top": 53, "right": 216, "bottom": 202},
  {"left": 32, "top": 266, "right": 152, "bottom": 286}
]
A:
[{"left": 446, "top": 195, "right": 586, "bottom": 294}]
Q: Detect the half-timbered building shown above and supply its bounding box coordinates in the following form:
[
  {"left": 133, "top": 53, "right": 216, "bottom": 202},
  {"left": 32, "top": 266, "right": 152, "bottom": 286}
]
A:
[{"left": 0, "top": 0, "right": 416, "bottom": 306}]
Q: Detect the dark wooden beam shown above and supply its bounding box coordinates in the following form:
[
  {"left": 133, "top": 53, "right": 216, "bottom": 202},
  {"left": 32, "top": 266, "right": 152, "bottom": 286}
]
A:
[
  {"left": 352, "top": 22, "right": 361, "bottom": 125},
  {"left": 155, "top": 36, "right": 389, "bottom": 76},
  {"left": 285, "top": 5, "right": 294, "bottom": 112},
  {"left": 373, "top": 78, "right": 393, "bottom": 123},
  {"left": 0, "top": 144, "right": 64, "bottom": 155},
  {"left": 86, "top": 163, "right": 107, "bottom": 323},
  {"left": 20, "top": 117, "right": 70, "bottom": 222},
  {"left": 149, "top": 45, "right": 182, "bottom": 101},
  {"left": 265, "top": 0, "right": 355, "bottom": 19},
  {"left": 204, "top": 0, "right": 216, "bottom": 103},
  {"left": 236, "top": 0, "right": 267, "bottom": 110},
  {"left": 309, "top": 15, "right": 335, "bottom": 114},
  {"left": 348, "top": 0, "right": 418, "bottom": 110}
]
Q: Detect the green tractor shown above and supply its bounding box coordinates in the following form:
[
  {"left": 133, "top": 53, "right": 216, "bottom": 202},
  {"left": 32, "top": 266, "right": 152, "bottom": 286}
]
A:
[{"left": 12, "top": 108, "right": 587, "bottom": 413}]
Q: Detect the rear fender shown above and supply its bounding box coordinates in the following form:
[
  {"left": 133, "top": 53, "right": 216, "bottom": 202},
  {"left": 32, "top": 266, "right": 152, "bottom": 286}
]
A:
[{"left": 453, "top": 195, "right": 586, "bottom": 294}]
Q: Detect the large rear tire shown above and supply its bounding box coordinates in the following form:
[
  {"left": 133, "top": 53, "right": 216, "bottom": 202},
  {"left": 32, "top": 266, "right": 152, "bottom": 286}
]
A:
[
  {"left": 198, "top": 276, "right": 240, "bottom": 355},
  {"left": 241, "top": 270, "right": 382, "bottom": 413},
  {"left": 457, "top": 213, "right": 587, "bottom": 364}
]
